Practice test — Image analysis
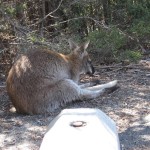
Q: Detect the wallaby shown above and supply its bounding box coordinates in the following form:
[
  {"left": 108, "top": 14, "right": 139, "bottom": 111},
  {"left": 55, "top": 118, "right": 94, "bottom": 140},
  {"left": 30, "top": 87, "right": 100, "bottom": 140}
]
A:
[{"left": 6, "top": 40, "right": 118, "bottom": 115}]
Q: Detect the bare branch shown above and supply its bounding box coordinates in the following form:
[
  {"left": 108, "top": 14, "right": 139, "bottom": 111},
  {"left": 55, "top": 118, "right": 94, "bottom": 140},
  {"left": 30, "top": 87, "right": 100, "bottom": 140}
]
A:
[
  {"left": 47, "top": 16, "right": 110, "bottom": 30},
  {"left": 48, "top": 0, "right": 63, "bottom": 15}
]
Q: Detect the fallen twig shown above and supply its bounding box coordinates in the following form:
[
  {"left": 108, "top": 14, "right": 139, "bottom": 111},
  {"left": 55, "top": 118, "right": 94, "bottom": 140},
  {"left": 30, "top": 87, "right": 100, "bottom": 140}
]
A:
[
  {"left": 94, "top": 63, "right": 122, "bottom": 69},
  {"left": 95, "top": 64, "right": 141, "bottom": 70}
]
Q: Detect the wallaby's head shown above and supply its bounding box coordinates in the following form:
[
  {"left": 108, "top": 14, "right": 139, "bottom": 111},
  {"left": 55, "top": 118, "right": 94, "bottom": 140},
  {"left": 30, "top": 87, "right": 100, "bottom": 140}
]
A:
[{"left": 69, "top": 40, "right": 95, "bottom": 76}]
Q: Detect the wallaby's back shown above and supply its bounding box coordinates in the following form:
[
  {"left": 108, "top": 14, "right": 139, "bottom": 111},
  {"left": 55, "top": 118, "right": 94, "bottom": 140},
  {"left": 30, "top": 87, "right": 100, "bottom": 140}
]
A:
[{"left": 7, "top": 48, "right": 72, "bottom": 114}]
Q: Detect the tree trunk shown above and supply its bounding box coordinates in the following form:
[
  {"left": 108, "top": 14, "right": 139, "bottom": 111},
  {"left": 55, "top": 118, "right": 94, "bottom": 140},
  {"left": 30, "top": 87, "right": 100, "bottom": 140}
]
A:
[{"left": 102, "top": 0, "right": 111, "bottom": 25}]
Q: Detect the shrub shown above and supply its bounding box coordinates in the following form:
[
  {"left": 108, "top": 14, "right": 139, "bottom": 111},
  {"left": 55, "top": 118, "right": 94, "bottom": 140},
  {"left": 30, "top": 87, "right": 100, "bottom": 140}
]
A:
[
  {"left": 87, "top": 27, "right": 127, "bottom": 62},
  {"left": 119, "top": 50, "right": 142, "bottom": 62},
  {"left": 128, "top": 21, "right": 150, "bottom": 38},
  {"left": 127, "top": 0, "right": 150, "bottom": 21}
]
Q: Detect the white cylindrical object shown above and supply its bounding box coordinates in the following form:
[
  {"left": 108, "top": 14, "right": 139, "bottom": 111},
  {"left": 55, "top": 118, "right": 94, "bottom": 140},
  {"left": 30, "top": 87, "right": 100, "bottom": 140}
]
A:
[{"left": 40, "top": 108, "right": 120, "bottom": 150}]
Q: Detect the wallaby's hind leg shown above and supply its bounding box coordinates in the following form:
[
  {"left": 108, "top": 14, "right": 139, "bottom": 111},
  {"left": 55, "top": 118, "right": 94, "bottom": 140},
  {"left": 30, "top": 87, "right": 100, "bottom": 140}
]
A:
[
  {"left": 55, "top": 79, "right": 108, "bottom": 102},
  {"left": 85, "top": 80, "right": 118, "bottom": 91},
  {"left": 58, "top": 80, "right": 118, "bottom": 101},
  {"left": 44, "top": 79, "right": 118, "bottom": 113},
  {"left": 80, "top": 80, "right": 118, "bottom": 99},
  {"left": 80, "top": 88, "right": 106, "bottom": 99}
]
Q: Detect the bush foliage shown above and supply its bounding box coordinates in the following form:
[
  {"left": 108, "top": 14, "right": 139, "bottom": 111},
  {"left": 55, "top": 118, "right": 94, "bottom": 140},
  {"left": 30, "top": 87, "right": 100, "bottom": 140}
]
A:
[{"left": 0, "top": 0, "right": 149, "bottom": 64}]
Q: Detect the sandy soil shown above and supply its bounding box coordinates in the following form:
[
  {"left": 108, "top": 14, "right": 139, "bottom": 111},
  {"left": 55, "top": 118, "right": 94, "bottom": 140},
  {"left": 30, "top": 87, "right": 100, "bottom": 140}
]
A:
[{"left": 0, "top": 61, "right": 150, "bottom": 150}]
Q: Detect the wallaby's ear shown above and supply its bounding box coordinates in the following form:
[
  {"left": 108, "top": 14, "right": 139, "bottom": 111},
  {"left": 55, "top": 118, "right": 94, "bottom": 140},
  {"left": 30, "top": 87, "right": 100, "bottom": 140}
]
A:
[
  {"left": 74, "top": 40, "right": 90, "bottom": 58},
  {"left": 68, "top": 39, "right": 78, "bottom": 51},
  {"left": 77, "top": 40, "right": 90, "bottom": 55}
]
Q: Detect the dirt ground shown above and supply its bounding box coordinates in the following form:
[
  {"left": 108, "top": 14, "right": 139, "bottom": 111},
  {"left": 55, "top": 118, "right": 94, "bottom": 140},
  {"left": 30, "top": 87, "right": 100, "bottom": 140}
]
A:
[{"left": 0, "top": 60, "right": 150, "bottom": 150}]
